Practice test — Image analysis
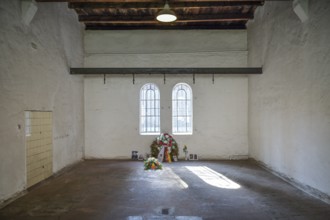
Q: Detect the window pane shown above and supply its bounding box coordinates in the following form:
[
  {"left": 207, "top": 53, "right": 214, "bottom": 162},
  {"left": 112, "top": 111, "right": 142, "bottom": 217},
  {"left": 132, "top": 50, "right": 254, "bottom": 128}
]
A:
[
  {"left": 140, "top": 83, "right": 160, "bottom": 134},
  {"left": 172, "top": 83, "right": 193, "bottom": 134}
]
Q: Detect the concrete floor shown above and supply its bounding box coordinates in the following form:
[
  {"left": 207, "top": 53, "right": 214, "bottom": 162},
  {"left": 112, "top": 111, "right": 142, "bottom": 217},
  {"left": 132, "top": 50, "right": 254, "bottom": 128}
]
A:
[{"left": 0, "top": 160, "right": 330, "bottom": 220}]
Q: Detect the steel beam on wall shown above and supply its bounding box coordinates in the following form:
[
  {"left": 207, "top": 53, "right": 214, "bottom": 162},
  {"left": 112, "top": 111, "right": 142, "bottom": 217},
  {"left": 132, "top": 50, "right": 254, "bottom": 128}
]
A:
[{"left": 70, "top": 67, "right": 262, "bottom": 75}]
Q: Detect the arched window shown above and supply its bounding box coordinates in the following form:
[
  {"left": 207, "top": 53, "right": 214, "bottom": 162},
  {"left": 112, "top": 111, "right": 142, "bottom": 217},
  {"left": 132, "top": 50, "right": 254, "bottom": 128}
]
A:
[
  {"left": 172, "top": 83, "right": 193, "bottom": 135},
  {"left": 140, "top": 83, "right": 160, "bottom": 135}
]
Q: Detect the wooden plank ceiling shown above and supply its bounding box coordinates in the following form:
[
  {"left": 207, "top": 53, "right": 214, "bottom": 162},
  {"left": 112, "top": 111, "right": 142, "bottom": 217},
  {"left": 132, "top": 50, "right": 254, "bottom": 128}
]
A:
[{"left": 36, "top": 0, "right": 265, "bottom": 30}]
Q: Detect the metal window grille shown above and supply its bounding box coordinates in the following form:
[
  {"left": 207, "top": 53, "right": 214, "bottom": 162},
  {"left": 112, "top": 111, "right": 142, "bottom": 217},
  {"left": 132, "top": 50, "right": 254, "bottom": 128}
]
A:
[
  {"left": 172, "top": 83, "right": 193, "bottom": 134},
  {"left": 140, "top": 83, "right": 160, "bottom": 134}
]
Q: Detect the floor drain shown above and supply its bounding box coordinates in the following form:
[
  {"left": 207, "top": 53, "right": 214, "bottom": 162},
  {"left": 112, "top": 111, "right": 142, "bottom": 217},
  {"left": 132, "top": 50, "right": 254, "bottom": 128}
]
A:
[{"left": 162, "top": 208, "right": 169, "bottom": 215}]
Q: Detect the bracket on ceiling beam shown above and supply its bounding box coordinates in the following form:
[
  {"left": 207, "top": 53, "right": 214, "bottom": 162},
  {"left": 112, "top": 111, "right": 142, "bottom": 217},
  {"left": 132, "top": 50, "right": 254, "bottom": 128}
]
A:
[{"left": 70, "top": 67, "right": 263, "bottom": 75}]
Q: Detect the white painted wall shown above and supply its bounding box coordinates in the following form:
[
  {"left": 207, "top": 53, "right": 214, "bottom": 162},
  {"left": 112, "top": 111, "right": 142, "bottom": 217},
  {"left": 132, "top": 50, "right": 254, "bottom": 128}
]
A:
[
  {"left": 248, "top": 1, "right": 330, "bottom": 200},
  {"left": 84, "top": 30, "right": 247, "bottom": 67},
  {"left": 84, "top": 30, "right": 248, "bottom": 159},
  {"left": 0, "top": 1, "right": 84, "bottom": 203},
  {"left": 85, "top": 75, "right": 248, "bottom": 160}
]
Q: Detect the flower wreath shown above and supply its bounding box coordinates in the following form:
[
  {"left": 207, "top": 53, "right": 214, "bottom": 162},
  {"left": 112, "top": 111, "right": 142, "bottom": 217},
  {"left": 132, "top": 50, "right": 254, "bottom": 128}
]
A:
[{"left": 150, "top": 133, "right": 179, "bottom": 160}]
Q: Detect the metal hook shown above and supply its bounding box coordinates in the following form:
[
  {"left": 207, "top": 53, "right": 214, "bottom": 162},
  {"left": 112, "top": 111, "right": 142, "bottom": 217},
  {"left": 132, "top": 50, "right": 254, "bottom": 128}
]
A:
[
  {"left": 193, "top": 73, "right": 195, "bottom": 84},
  {"left": 212, "top": 73, "right": 214, "bottom": 84},
  {"left": 133, "top": 73, "right": 135, "bottom": 84},
  {"left": 164, "top": 73, "right": 166, "bottom": 84},
  {"left": 104, "top": 74, "right": 106, "bottom": 84}
]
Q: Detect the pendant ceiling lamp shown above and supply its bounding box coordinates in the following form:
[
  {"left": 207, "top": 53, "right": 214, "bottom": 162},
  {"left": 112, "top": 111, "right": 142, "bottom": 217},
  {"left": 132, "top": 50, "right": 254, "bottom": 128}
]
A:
[{"left": 156, "top": 1, "right": 177, "bottom": 23}]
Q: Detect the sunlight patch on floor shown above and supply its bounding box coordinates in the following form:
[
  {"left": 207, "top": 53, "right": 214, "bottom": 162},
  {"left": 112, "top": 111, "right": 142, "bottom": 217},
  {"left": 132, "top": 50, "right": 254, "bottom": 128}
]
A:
[
  {"left": 165, "top": 167, "right": 189, "bottom": 189},
  {"left": 185, "top": 166, "right": 240, "bottom": 189}
]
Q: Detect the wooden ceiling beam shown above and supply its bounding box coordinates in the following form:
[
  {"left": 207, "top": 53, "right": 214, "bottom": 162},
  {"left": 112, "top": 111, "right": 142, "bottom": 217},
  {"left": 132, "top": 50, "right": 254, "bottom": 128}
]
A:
[
  {"left": 173, "top": 0, "right": 263, "bottom": 2},
  {"left": 69, "top": 1, "right": 264, "bottom": 9},
  {"left": 85, "top": 23, "right": 247, "bottom": 30},
  {"left": 83, "top": 19, "right": 248, "bottom": 24},
  {"left": 36, "top": 0, "right": 160, "bottom": 2},
  {"left": 79, "top": 13, "right": 253, "bottom": 23},
  {"left": 38, "top": 0, "right": 264, "bottom": 3}
]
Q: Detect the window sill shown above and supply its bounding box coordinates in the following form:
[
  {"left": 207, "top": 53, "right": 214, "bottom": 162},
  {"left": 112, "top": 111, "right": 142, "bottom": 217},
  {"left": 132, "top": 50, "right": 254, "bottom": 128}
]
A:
[
  {"left": 140, "top": 133, "right": 161, "bottom": 136},
  {"left": 172, "top": 133, "right": 193, "bottom": 135}
]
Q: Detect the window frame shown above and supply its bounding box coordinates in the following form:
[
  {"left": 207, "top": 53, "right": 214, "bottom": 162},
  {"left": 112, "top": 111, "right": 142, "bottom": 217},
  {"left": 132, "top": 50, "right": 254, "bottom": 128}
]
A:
[
  {"left": 139, "top": 83, "right": 161, "bottom": 135},
  {"left": 172, "top": 83, "right": 193, "bottom": 135}
]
